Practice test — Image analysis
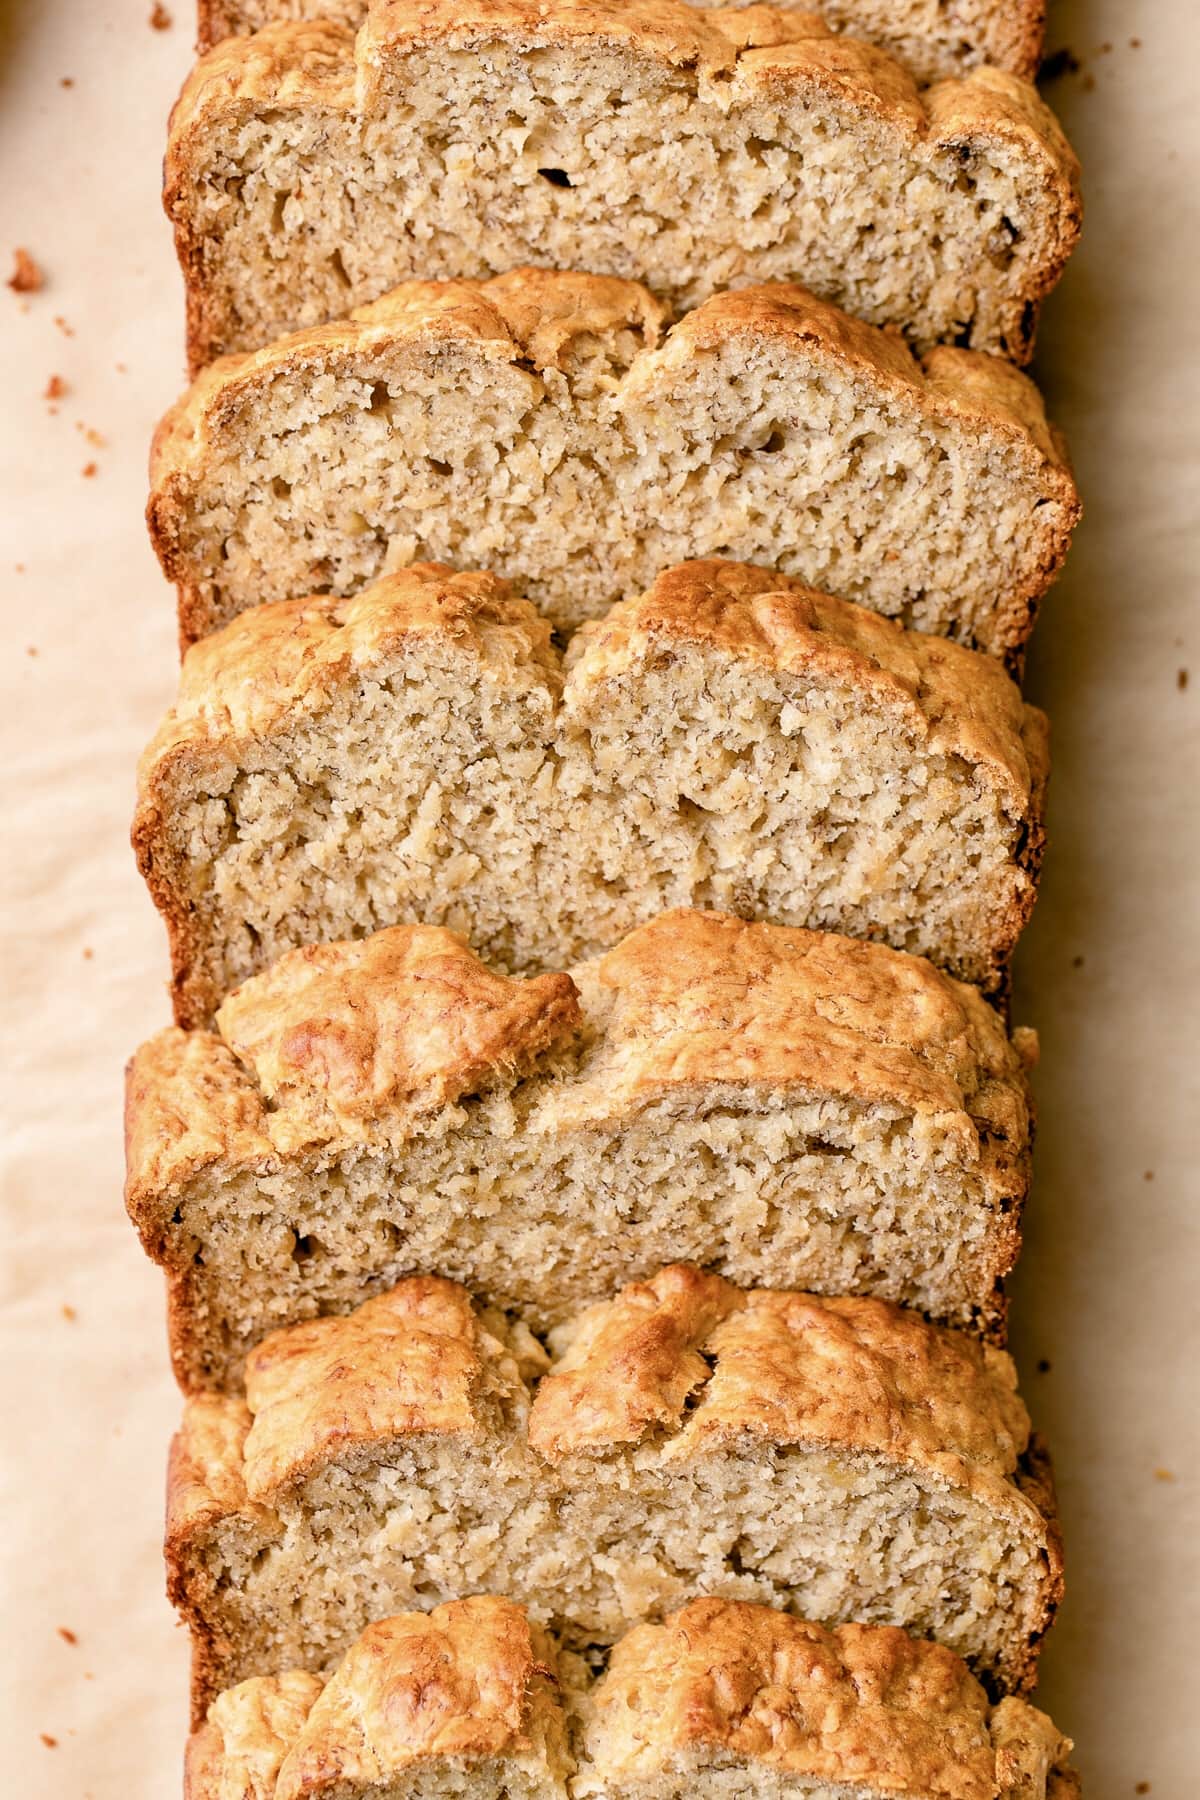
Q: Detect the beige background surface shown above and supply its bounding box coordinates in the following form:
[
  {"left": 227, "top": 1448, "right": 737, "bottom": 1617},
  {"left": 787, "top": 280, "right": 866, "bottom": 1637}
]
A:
[{"left": 0, "top": 1, "right": 1196, "bottom": 1792}]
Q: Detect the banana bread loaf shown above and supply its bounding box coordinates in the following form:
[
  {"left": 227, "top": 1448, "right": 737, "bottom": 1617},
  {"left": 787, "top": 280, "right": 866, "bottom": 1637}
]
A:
[
  {"left": 184, "top": 1595, "right": 1078, "bottom": 1800},
  {"left": 169, "top": 1, "right": 1078, "bottom": 370},
  {"left": 124, "top": 909, "right": 1036, "bottom": 1393},
  {"left": 196, "top": 0, "right": 1047, "bottom": 88},
  {"left": 147, "top": 271, "right": 1080, "bottom": 657},
  {"left": 134, "top": 558, "right": 1050, "bottom": 1026},
  {"left": 168, "top": 1265, "right": 1063, "bottom": 1715}
]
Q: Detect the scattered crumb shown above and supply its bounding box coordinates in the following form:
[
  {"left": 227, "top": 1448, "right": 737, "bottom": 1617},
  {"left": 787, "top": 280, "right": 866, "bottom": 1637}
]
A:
[
  {"left": 62, "top": 1303, "right": 77, "bottom": 1321},
  {"left": 14, "top": 563, "right": 26, "bottom": 574},
  {"left": 1071, "top": 954, "right": 1085, "bottom": 969},
  {"left": 1136, "top": 1784, "right": 1151, "bottom": 1794},
  {"left": 1036, "top": 1358, "right": 1052, "bottom": 1374},
  {"left": 54, "top": 315, "right": 75, "bottom": 337},
  {"left": 115, "top": 361, "right": 128, "bottom": 374},
  {"left": 1098, "top": 41, "right": 1113, "bottom": 55},
  {"left": 1082, "top": 72, "right": 1096, "bottom": 91},
  {"left": 1039, "top": 48, "right": 1080, "bottom": 82},
  {"left": 1143, "top": 1170, "right": 1154, "bottom": 1182},
  {"left": 1179, "top": 668, "right": 1189, "bottom": 690},
  {"left": 1130, "top": 38, "right": 1142, "bottom": 50},
  {"left": 150, "top": 2, "right": 173, "bottom": 26},
  {"left": 75, "top": 422, "right": 107, "bottom": 448},
  {"left": 57, "top": 1627, "right": 78, "bottom": 1646},
  {"left": 44, "top": 374, "right": 67, "bottom": 401},
  {"left": 40, "top": 1735, "right": 58, "bottom": 1750},
  {"left": 81, "top": 461, "right": 98, "bottom": 478},
  {"left": 82, "top": 947, "right": 94, "bottom": 961},
  {"left": 61, "top": 76, "right": 75, "bottom": 88},
  {"left": 25, "top": 645, "right": 38, "bottom": 658},
  {"left": 8, "top": 248, "right": 43, "bottom": 294},
  {"left": 1153, "top": 1468, "right": 1176, "bottom": 1483}
]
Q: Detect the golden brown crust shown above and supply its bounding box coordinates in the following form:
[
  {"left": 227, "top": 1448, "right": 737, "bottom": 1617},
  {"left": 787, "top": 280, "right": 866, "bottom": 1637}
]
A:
[
  {"left": 581, "top": 1598, "right": 1072, "bottom": 1796},
  {"left": 240, "top": 1279, "right": 490, "bottom": 1500},
  {"left": 171, "top": 2, "right": 1077, "bottom": 369},
  {"left": 214, "top": 926, "right": 582, "bottom": 1145},
  {"left": 147, "top": 270, "right": 1080, "bottom": 658},
  {"left": 187, "top": 1670, "right": 328, "bottom": 1800},
  {"left": 276, "top": 1599, "right": 561, "bottom": 1796}
]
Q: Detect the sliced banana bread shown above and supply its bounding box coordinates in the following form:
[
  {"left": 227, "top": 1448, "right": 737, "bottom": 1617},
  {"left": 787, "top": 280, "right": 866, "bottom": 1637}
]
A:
[
  {"left": 148, "top": 271, "right": 1080, "bottom": 657},
  {"left": 169, "top": 1265, "right": 1063, "bottom": 1714},
  {"left": 125, "top": 909, "right": 1036, "bottom": 1392},
  {"left": 185, "top": 1595, "right": 1078, "bottom": 1800},
  {"left": 170, "top": 1, "right": 1078, "bottom": 368},
  {"left": 134, "top": 559, "right": 1049, "bottom": 1025},
  {"left": 196, "top": 0, "right": 1047, "bottom": 88}
]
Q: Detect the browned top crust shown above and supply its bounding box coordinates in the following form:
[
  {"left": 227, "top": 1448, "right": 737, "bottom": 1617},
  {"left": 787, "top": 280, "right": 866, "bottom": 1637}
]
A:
[
  {"left": 580, "top": 910, "right": 1031, "bottom": 1146},
  {"left": 214, "top": 925, "right": 582, "bottom": 1144},
  {"left": 126, "top": 911, "right": 1033, "bottom": 1214},
  {"left": 582, "top": 1598, "right": 1072, "bottom": 1797},
  {"left": 568, "top": 559, "right": 1048, "bottom": 813},
  {"left": 167, "top": 1265, "right": 1050, "bottom": 1557},
  {"left": 149, "top": 269, "right": 1075, "bottom": 529},
  {"left": 187, "top": 1597, "right": 561, "bottom": 1800}
]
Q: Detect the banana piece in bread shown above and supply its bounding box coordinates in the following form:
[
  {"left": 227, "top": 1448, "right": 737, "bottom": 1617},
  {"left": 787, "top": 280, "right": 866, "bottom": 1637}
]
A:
[
  {"left": 169, "top": 1, "right": 1078, "bottom": 368},
  {"left": 184, "top": 1595, "right": 1078, "bottom": 1800},
  {"left": 124, "top": 909, "right": 1036, "bottom": 1392},
  {"left": 148, "top": 271, "right": 1080, "bottom": 657},
  {"left": 168, "top": 1266, "right": 1063, "bottom": 1714}
]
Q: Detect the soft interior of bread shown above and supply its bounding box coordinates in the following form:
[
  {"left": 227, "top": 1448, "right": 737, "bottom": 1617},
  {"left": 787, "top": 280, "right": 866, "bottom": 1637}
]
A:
[
  {"left": 177, "top": 328, "right": 1060, "bottom": 654},
  {"left": 187, "top": 40, "right": 1051, "bottom": 359},
  {"left": 158, "top": 625, "right": 1028, "bottom": 1021},
  {"left": 187, "top": 1427, "right": 1043, "bottom": 1702},
  {"left": 169, "top": 1068, "right": 1005, "bottom": 1394}
]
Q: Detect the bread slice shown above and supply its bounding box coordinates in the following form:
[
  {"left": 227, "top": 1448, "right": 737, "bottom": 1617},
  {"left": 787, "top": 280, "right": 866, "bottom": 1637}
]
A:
[
  {"left": 168, "top": 1264, "right": 1063, "bottom": 1716},
  {"left": 184, "top": 1595, "right": 1078, "bottom": 1800},
  {"left": 169, "top": 1, "right": 1079, "bottom": 370},
  {"left": 134, "top": 558, "right": 1050, "bottom": 1026},
  {"left": 124, "top": 909, "right": 1035, "bottom": 1393},
  {"left": 148, "top": 271, "right": 1080, "bottom": 658},
  {"left": 196, "top": 0, "right": 1047, "bottom": 89}
]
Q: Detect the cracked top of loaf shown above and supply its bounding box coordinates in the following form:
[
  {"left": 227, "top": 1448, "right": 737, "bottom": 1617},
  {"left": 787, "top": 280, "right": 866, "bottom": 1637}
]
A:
[
  {"left": 125, "top": 911, "right": 1034, "bottom": 1200},
  {"left": 185, "top": 1595, "right": 1075, "bottom": 1800},
  {"left": 149, "top": 269, "right": 1076, "bottom": 504},
  {"left": 186, "top": 1596, "right": 563, "bottom": 1800},
  {"left": 138, "top": 557, "right": 1048, "bottom": 821},
  {"left": 167, "top": 1265, "right": 1050, "bottom": 1548}
]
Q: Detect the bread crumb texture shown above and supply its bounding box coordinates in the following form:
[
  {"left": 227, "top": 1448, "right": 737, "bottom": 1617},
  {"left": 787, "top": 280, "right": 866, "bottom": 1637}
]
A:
[
  {"left": 168, "top": 1265, "right": 1063, "bottom": 1712},
  {"left": 148, "top": 270, "right": 1080, "bottom": 656},
  {"left": 124, "top": 909, "right": 1035, "bottom": 1391},
  {"left": 135, "top": 560, "right": 1049, "bottom": 1024},
  {"left": 184, "top": 1595, "right": 1076, "bottom": 1800},
  {"left": 171, "top": 1, "right": 1076, "bottom": 366}
]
